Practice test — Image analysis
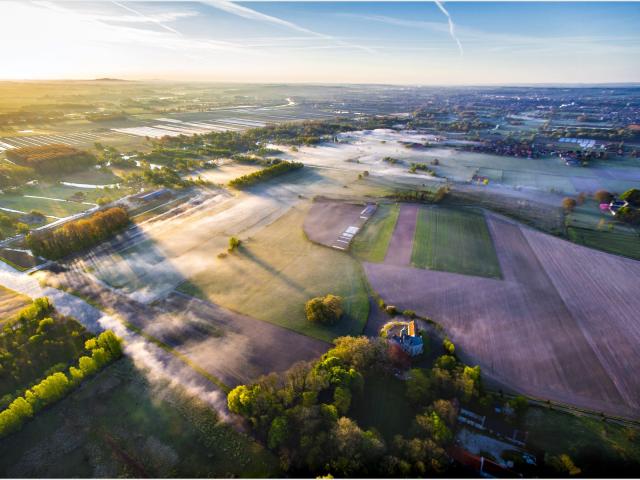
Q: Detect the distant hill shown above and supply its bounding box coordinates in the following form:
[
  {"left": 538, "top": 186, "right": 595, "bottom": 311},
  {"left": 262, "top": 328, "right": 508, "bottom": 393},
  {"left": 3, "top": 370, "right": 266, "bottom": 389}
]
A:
[{"left": 93, "top": 78, "right": 128, "bottom": 82}]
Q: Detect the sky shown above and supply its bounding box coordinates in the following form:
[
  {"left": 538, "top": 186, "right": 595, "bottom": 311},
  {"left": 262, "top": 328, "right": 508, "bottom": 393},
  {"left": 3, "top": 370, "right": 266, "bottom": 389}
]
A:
[{"left": 0, "top": 1, "right": 639, "bottom": 84}]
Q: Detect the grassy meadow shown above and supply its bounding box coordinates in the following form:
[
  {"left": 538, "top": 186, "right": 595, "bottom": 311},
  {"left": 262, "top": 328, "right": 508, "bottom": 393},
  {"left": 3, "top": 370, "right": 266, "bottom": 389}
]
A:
[
  {"left": 565, "top": 201, "right": 640, "bottom": 260},
  {"left": 179, "top": 204, "right": 370, "bottom": 342},
  {"left": 411, "top": 206, "right": 502, "bottom": 278},
  {"left": 351, "top": 203, "right": 400, "bottom": 262}
]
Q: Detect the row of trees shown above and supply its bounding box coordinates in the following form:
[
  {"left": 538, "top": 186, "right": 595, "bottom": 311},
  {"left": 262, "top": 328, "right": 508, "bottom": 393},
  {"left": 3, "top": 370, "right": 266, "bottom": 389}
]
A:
[
  {"left": 0, "top": 163, "right": 34, "bottom": 189},
  {"left": 0, "top": 298, "right": 90, "bottom": 405},
  {"left": 122, "top": 167, "right": 192, "bottom": 189},
  {"left": 227, "top": 336, "right": 483, "bottom": 477},
  {"left": 388, "top": 185, "right": 450, "bottom": 204},
  {"left": 6, "top": 144, "right": 97, "bottom": 175},
  {"left": 0, "top": 329, "right": 122, "bottom": 439},
  {"left": 27, "top": 207, "right": 130, "bottom": 259},
  {"left": 228, "top": 161, "right": 303, "bottom": 188}
]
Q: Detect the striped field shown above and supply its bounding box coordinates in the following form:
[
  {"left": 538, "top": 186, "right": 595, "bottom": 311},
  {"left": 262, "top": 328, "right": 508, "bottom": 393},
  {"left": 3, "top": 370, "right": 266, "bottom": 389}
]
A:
[{"left": 411, "top": 206, "right": 502, "bottom": 278}]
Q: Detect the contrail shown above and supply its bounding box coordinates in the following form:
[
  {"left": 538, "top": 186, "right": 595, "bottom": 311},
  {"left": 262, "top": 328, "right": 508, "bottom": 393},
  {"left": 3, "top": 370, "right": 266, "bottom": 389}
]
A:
[
  {"left": 112, "top": 0, "right": 182, "bottom": 35},
  {"left": 200, "top": 0, "right": 375, "bottom": 54},
  {"left": 434, "top": 0, "right": 463, "bottom": 56}
]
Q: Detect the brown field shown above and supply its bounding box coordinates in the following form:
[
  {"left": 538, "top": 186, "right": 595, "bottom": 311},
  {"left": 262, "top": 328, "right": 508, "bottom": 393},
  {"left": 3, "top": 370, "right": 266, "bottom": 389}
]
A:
[
  {"left": 383, "top": 203, "right": 418, "bottom": 265},
  {"left": 0, "top": 285, "right": 30, "bottom": 322},
  {"left": 364, "top": 214, "right": 640, "bottom": 418},
  {"left": 303, "top": 198, "right": 374, "bottom": 249}
]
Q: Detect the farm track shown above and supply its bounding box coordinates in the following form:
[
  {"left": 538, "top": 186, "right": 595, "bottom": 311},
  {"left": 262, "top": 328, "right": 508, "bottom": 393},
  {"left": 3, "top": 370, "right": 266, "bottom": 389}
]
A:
[{"left": 363, "top": 212, "right": 640, "bottom": 419}]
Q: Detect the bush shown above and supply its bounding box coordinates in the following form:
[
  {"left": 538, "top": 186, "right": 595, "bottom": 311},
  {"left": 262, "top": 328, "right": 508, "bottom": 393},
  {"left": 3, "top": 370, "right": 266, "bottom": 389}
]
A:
[
  {"left": 594, "top": 190, "right": 612, "bottom": 203},
  {"left": 620, "top": 188, "right": 640, "bottom": 206},
  {"left": 385, "top": 305, "right": 397, "bottom": 315},
  {"left": 562, "top": 197, "right": 577, "bottom": 212},
  {"left": 228, "top": 236, "right": 241, "bottom": 252},
  {"left": 305, "top": 294, "right": 343, "bottom": 325},
  {"left": 443, "top": 338, "right": 455, "bottom": 355}
]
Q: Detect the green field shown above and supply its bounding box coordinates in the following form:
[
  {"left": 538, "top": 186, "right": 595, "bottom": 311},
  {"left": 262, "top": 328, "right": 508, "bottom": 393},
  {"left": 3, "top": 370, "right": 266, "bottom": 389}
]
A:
[
  {"left": 411, "top": 206, "right": 502, "bottom": 278},
  {"left": 351, "top": 203, "right": 400, "bottom": 262},
  {"left": 0, "top": 177, "right": 132, "bottom": 220},
  {"left": 349, "top": 374, "right": 414, "bottom": 442},
  {"left": 0, "top": 359, "right": 278, "bottom": 477},
  {"left": 0, "top": 194, "right": 88, "bottom": 218},
  {"left": 525, "top": 407, "right": 640, "bottom": 476},
  {"left": 566, "top": 202, "right": 640, "bottom": 260},
  {"left": 61, "top": 168, "right": 123, "bottom": 185},
  {"left": 179, "top": 205, "right": 370, "bottom": 342}
]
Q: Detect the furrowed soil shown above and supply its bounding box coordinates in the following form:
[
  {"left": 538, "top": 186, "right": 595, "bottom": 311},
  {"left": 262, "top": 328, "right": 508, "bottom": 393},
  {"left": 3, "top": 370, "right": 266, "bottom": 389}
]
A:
[{"left": 364, "top": 213, "right": 640, "bottom": 418}]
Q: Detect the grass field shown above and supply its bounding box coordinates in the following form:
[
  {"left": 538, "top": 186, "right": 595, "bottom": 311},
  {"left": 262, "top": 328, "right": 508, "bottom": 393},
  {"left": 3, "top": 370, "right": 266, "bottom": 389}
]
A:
[
  {"left": 61, "top": 168, "right": 123, "bottom": 185},
  {"left": 179, "top": 205, "right": 370, "bottom": 342},
  {"left": 0, "top": 286, "right": 30, "bottom": 323},
  {"left": 525, "top": 407, "right": 640, "bottom": 476},
  {"left": 565, "top": 202, "right": 640, "bottom": 260},
  {"left": 0, "top": 359, "right": 278, "bottom": 477},
  {"left": 411, "top": 206, "right": 502, "bottom": 278},
  {"left": 349, "top": 374, "right": 414, "bottom": 442},
  {"left": 351, "top": 203, "right": 400, "bottom": 262},
  {"left": 0, "top": 193, "right": 89, "bottom": 218}
]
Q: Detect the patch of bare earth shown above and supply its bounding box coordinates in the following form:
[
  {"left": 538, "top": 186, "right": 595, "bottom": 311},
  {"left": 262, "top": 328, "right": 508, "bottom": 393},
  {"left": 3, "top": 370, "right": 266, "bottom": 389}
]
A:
[
  {"left": 303, "top": 199, "right": 368, "bottom": 248},
  {"left": 383, "top": 203, "right": 418, "bottom": 266},
  {"left": 363, "top": 213, "right": 640, "bottom": 418}
]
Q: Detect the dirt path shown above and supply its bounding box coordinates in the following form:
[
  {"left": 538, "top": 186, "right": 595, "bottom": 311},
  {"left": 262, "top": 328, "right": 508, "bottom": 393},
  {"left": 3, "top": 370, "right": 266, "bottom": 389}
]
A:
[{"left": 383, "top": 203, "right": 418, "bottom": 266}]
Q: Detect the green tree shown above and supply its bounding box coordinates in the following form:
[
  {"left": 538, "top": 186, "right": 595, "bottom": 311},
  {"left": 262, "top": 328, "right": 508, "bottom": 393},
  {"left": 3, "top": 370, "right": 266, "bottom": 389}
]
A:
[
  {"left": 443, "top": 338, "right": 455, "bottom": 355},
  {"left": 562, "top": 197, "right": 577, "bottom": 212},
  {"left": 267, "top": 415, "right": 289, "bottom": 449},
  {"left": 305, "top": 294, "right": 343, "bottom": 325},
  {"left": 333, "top": 386, "right": 351, "bottom": 416},
  {"left": 406, "top": 369, "right": 431, "bottom": 405}
]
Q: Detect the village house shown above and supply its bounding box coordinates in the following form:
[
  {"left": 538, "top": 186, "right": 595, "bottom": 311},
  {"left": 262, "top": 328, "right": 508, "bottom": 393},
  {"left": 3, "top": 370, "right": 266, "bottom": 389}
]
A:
[{"left": 389, "top": 320, "right": 424, "bottom": 356}]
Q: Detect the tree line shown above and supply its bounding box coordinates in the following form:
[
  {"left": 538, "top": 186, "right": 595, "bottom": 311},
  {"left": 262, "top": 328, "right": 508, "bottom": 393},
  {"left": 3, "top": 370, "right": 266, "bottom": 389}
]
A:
[
  {"left": 0, "top": 329, "right": 123, "bottom": 439},
  {"left": 228, "top": 161, "right": 303, "bottom": 188},
  {"left": 227, "top": 335, "right": 483, "bottom": 477},
  {"left": 27, "top": 207, "right": 130, "bottom": 259},
  {"left": 0, "top": 298, "right": 90, "bottom": 406}
]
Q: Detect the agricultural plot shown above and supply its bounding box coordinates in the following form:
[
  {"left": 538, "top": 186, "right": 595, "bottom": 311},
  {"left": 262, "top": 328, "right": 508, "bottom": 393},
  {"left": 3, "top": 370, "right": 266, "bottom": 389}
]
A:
[
  {"left": 303, "top": 198, "right": 376, "bottom": 250},
  {"left": 0, "top": 285, "right": 30, "bottom": 323},
  {"left": 411, "top": 206, "right": 502, "bottom": 278},
  {"left": 351, "top": 203, "right": 400, "bottom": 262},
  {"left": 74, "top": 169, "right": 379, "bottom": 337},
  {"left": 565, "top": 202, "right": 640, "bottom": 260},
  {"left": 383, "top": 204, "right": 418, "bottom": 265},
  {"left": 363, "top": 214, "right": 640, "bottom": 418},
  {"left": 0, "top": 193, "right": 89, "bottom": 218},
  {"left": 182, "top": 205, "right": 370, "bottom": 342},
  {"left": 0, "top": 130, "right": 121, "bottom": 151},
  {"left": 61, "top": 168, "right": 123, "bottom": 186}
]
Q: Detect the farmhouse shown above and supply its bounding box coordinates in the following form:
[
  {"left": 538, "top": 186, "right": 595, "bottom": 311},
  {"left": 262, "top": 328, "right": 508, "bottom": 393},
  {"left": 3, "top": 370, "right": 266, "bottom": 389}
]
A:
[
  {"left": 609, "top": 199, "right": 629, "bottom": 216},
  {"left": 389, "top": 320, "right": 423, "bottom": 356}
]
